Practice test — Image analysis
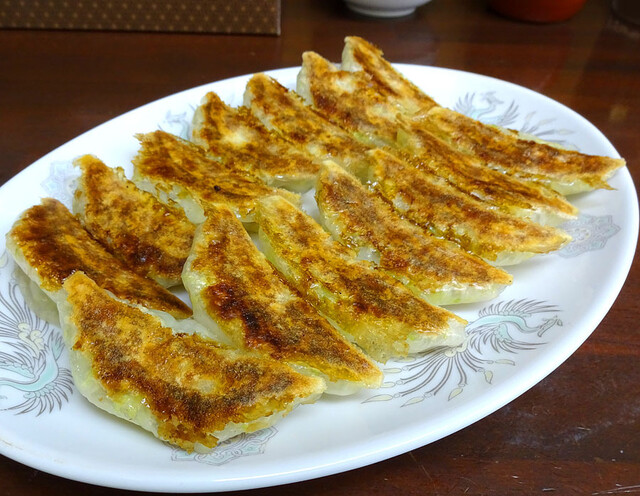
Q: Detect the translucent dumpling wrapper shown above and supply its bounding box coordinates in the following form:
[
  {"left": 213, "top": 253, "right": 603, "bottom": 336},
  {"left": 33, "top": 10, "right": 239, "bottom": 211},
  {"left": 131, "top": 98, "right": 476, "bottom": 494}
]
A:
[
  {"left": 182, "top": 202, "right": 383, "bottom": 394},
  {"left": 315, "top": 160, "right": 513, "bottom": 304},
  {"left": 73, "top": 154, "right": 195, "bottom": 288},
  {"left": 56, "top": 271, "right": 326, "bottom": 453},
  {"left": 255, "top": 195, "right": 467, "bottom": 363},
  {"left": 5, "top": 198, "right": 192, "bottom": 324}
]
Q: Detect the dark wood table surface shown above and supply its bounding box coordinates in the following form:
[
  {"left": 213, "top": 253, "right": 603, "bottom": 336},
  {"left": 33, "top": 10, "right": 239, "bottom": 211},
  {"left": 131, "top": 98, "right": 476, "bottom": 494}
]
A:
[{"left": 1, "top": 0, "right": 639, "bottom": 494}]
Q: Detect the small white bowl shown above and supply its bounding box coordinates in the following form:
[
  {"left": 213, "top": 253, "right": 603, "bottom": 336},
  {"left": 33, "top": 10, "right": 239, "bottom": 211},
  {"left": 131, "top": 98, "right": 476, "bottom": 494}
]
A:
[{"left": 344, "top": 0, "right": 433, "bottom": 17}]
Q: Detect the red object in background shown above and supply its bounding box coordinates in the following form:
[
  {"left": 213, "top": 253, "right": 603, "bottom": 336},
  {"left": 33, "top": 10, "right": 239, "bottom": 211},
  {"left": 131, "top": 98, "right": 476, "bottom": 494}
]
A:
[{"left": 489, "top": 0, "right": 587, "bottom": 23}]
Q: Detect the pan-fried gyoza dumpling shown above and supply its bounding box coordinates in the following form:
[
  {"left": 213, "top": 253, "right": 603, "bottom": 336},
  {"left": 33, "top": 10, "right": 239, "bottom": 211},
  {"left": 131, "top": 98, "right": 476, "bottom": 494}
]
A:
[
  {"left": 297, "top": 49, "right": 578, "bottom": 226},
  {"left": 340, "top": 35, "right": 439, "bottom": 116},
  {"left": 191, "top": 92, "right": 319, "bottom": 192},
  {"left": 416, "top": 106, "right": 625, "bottom": 195},
  {"left": 366, "top": 149, "right": 572, "bottom": 265},
  {"left": 339, "top": 36, "right": 624, "bottom": 194},
  {"left": 182, "top": 202, "right": 383, "bottom": 394},
  {"left": 5, "top": 198, "right": 192, "bottom": 323},
  {"left": 73, "top": 154, "right": 195, "bottom": 288},
  {"left": 255, "top": 195, "right": 467, "bottom": 363},
  {"left": 132, "top": 130, "right": 301, "bottom": 226},
  {"left": 57, "top": 271, "right": 325, "bottom": 453},
  {"left": 316, "top": 160, "right": 513, "bottom": 303}
]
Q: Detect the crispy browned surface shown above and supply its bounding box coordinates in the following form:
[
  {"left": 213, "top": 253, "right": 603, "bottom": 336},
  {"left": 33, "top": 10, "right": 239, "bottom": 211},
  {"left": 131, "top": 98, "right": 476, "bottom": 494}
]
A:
[
  {"left": 421, "top": 106, "right": 625, "bottom": 191},
  {"left": 299, "top": 51, "right": 578, "bottom": 223},
  {"left": 299, "top": 51, "right": 398, "bottom": 148},
  {"left": 133, "top": 130, "right": 300, "bottom": 221},
  {"left": 402, "top": 128, "right": 578, "bottom": 221},
  {"left": 191, "top": 92, "right": 319, "bottom": 189},
  {"left": 342, "top": 36, "right": 439, "bottom": 115},
  {"left": 256, "top": 195, "right": 466, "bottom": 363},
  {"left": 187, "top": 203, "right": 382, "bottom": 386},
  {"left": 74, "top": 155, "right": 195, "bottom": 286},
  {"left": 343, "top": 36, "right": 623, "bottom": 193},
  {"left": 369, "top": 150, "right": 571, "bottom": 259},
  {"left": 63, "top": 271, "right": 323, "bottom": 452},
  {"left": 316, "top": 161, "right": 512, "bottom": 289},
  {"left": 245, "top": 73, "right": 372, "bottom": 179},
  {"left": 8, "top": 198, "right": 191, "bottom": 319}
]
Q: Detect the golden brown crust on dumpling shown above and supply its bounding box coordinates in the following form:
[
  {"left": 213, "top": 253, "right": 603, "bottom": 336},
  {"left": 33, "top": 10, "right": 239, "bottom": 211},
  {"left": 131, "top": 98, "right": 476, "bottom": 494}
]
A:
[
  {"left": 62, "top": 271, "right": 324, "bottom": 452},
  {"left": 342, "top": 35, "right": 439, "bottom": 115},
  {"left": 184, "top": 202, "right": 382, "bottom": 388},
  {"left": 420, "top": 106, "right": 625, "bottom": 194},
  {"left": 367, "top": 149, "right": 572, "bottom": 263},
  {"left": 245, "top": 73, "right": 372, "bottom": 179},
  {"left": 316, "top": 160, "right": 513, "bottom": 300},
  {"left": 191, "top": 92, "right": 319, "bottom": 191},
  {"left": 7, "top": 198, "right": 191, "bottom": 319},
  {"left": 298, "top": 49, "right": 578, "bottom": 225},
  {"left": 74, "top": 155, "right": 195, "bottom": 287},
  {"left": 132, "top": 130, "right": 300, "bottom": 223},
  {"left": 256, "top": 195, "right": 467, "bottom": 363}
]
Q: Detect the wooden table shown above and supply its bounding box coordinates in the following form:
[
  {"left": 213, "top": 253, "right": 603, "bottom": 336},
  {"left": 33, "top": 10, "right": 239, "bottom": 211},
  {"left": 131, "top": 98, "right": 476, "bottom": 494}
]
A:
[{"left": 1, "top": 0, "right": 638, "bottom": 494}]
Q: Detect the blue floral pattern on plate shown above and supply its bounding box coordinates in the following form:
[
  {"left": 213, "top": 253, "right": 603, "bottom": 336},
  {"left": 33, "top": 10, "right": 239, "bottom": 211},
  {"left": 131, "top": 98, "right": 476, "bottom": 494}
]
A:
[
  {"left": 559, "top": 214, "right": 621, "bottom": 258},
  {"left": 0, "top": 257, "right": 73, "bottom": 416}
]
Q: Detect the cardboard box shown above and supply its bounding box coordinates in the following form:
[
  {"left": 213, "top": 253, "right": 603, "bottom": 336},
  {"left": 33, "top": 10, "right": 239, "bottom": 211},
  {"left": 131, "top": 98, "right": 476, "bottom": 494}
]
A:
[{"left": 0, "top": 0, "right": 281, "bottom": 35}]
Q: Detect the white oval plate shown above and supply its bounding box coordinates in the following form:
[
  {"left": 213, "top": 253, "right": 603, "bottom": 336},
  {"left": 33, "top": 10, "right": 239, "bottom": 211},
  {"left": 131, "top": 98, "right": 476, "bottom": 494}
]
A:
[{"left": 0, "top": 65, "right": 636, "bottom": 493}]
